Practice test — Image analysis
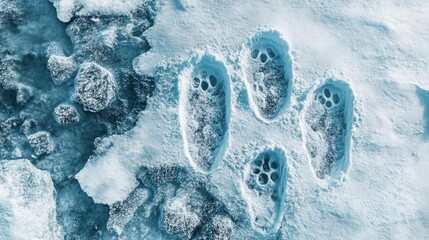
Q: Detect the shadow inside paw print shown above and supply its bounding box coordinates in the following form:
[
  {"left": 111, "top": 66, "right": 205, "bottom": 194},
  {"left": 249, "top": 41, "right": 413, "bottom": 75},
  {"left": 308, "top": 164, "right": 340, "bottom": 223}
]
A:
[
  {"left": 244, "top": 31, "right": 293, "bottom": 121},
  {"left": 304, "top": 80, "right": 354, "bottom": 180},
  {"left": 178, "top": 54, "right": 231, "bottom": 173},
  {"left": 243, "top": 149, "right": 287, "bottom": 234}
]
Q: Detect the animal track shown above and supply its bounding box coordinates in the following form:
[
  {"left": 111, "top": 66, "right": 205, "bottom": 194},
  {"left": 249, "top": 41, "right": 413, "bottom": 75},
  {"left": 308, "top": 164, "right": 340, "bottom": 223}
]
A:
[
  {"left": 304, "top": 80, "right": 354, "bottom": 180},
  {"left": 179, "top": 54, "right": 230, "bottom": 173},
  {"left": 175, "top": 33, "right": 354, "bottom": 239},
  {"left": 242, "top": 149, "right": 287, "bottom": 233},
  {"left": 244, "top": 31, "right": 293, "bottom": 120}
]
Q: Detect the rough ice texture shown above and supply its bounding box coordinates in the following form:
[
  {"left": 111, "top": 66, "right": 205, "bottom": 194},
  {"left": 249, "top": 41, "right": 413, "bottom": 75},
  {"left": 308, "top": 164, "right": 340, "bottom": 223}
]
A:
[
  {"left": 47, "top": 55, "right": 76, "bottom": 85},
  {"left": 1, "top": 0, "right": 429, "bottom": 239},
  {"left": 73, "top": 62, "right": 116, "bottom": 112},
  {"left": 27, "top": 131, "right": 54, "bottom": 156},
  {"left": 160, "top": 195, "right": 202, "bottom": 239},
  {"left": 0, "top": 0, "right": 155, "bottom": 239},
  {"left": 54, "top": 104, "right": 80, "bottom": 125},
  {"left": 0, "top": 159, "right": 63, "bottom": 239}
]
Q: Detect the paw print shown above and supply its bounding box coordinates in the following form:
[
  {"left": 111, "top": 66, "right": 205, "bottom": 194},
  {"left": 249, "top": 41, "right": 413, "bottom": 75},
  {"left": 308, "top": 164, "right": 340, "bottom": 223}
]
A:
[
  {"left": 177, "top": 30, "right": 354, "bottom": 234},
  {"left": 78, "top": 28, "right": 355, "bottom": 238},
  {"left": 178, "top": 54, "right": 231, "bottom": 174}
]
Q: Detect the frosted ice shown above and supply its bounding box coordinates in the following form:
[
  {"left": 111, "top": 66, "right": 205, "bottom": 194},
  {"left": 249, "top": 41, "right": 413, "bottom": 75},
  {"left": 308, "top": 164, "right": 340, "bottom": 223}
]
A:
[
  {"left": 27, "top": 131, "right": 54, "bottom": 156},
  {"left": 0, "top": 159, "right": 63, "bottom": 239},
  {"left": 47, "top": 55, "right": 76, "bottom": 85},
  {"left": 73, "top": 62, "right": 116, "bottom": 112},
  {"left": 54, "top": 104, "right": 80, "bottom": 125}
]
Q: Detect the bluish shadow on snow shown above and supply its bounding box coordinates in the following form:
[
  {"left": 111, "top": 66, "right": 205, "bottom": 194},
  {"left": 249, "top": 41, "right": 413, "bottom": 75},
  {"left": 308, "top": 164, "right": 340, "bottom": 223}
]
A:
[
  {"left": 416, "top": 86, "right": 429, "bottom": 140},
  {"left": 302, "top": 78, "right": 354, "bottom": 183},
  {"left": 0, "top": 202, "right": 11, "bottom": 240},
  {"left": 178, "top": 52, "right": 231, "bottom": 174}
]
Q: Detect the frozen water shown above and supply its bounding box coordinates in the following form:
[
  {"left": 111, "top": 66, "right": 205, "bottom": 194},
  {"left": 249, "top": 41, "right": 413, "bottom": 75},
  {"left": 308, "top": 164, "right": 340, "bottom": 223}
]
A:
[
  {"left": 54, "top": 104, "right": 80, "bottom": 125},
  {"left": 0, "top": 159, "right": 63, "bottom": 239},
  {"left": 73, "top": 62, "right": 116, "bottom": 112},
  {"left": 50, "top": 0, "right": 156, "bottom": 22},
  {"left": 47, "top": 55, "right": 76, "bottom": 85},
  {"left": 27, "top": 131, "right": 54, "bottom": 156},
  {"left": 0, "top": 0, "right": 155, "bottom": 238}
]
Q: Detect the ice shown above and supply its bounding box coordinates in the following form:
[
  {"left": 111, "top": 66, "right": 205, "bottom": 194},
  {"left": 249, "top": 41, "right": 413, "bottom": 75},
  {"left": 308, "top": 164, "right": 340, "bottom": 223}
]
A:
[
  {"left": 54, "top": 104, "right": 80, "bottom": 125},
  {"left": 47, "top": 55, "right": 77, "bottom": 85},
  {"left": 160, "top": 194, "right": 202, "bottom": 239},
  {"left": 0, "top": 159, "right": 63, "bottom": 239},
  {"left": 27, "top": 131, "right": 54, "bottom": 156},
  {"left": 1, "top": 0, "right": 155, "bottom": 238},
  {"left": 73, "top": 62, "right": 116, "bottom": 112}
]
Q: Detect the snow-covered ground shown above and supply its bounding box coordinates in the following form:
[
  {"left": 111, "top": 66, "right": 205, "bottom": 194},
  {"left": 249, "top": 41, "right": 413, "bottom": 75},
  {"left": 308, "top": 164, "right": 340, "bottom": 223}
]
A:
[
  {"left": 75, "top": 0, "right": 429, "bottom": 239},
  {"left": 2, "top": 0, "right": 429, "bottom": 239}
]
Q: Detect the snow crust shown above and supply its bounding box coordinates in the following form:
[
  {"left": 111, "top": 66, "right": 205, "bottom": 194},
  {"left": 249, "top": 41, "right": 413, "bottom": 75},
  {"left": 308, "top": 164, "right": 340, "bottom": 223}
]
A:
[
  {"left": 50, "top": 0, "right": 148, "bottom": 22},
  {"left": 0, "top": 159, "right": 63, "bottom": 239},
  {"left": 76, "top": 0, "right": 429, "bottom": 238}
]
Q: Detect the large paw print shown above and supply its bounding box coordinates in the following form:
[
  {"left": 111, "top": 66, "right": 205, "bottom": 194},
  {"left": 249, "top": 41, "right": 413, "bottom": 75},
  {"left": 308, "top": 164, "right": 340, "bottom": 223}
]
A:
[
  {"left": 176, "top": 30, "right": 354, "bottom": 237},
  {"left": 178, "top": 55, "right": 230, "bottom": 174},
  {"left": 244, "top": 32, "right": 293, "bottom": 121},
  {"left": 304, "top": 81, "right": 354, "bottom": 180},
  {"left": 242, "top": 148, "right": 288, "bottom": 234}
]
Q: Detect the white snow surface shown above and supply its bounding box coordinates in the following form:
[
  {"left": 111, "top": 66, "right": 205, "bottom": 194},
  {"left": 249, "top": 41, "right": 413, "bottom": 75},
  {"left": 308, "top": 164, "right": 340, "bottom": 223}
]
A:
[
  {"left": 50, "top": 0, "right": 148, "bottom": 22},
  {"left": 76, "top": 0, "right": 429, "bottom": 239},
  {"left": 0, "top": 159, "right": 63, "bottom": 240}
]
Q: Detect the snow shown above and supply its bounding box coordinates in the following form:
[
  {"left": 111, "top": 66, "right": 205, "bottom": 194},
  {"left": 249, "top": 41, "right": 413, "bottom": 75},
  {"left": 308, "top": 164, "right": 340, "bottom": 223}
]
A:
[
  {"left": 54, "top": 104, "right": 80, "bottom": 125},
  {"left": 0, "top": 159, "right": 63, "bottom": 239},
  {"left": 50, "top": 0, "right": 150, "bottom": 22},
  {"left": 76, "top": 0, "right": 429, "bottom": 238}
]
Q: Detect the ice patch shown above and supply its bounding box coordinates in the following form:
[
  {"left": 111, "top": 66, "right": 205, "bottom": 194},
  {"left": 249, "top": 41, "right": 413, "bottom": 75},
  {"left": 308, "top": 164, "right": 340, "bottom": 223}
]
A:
[
  {"left": 73, "top": 62, "right": 116, "bottom": 112},
  {"left": 75, "top": 143, "right": 139, "bottom": 205},
  {"left": 416, "top": 86, "right": 429, "bottom": 139},
  {"left": 27, "top": 131, "right": 54, "bottom": 156},
  {"left": 0, "top": 159, "right": 63, "bottom": 239},
  {"left": 47, "top": 55, "right": 77, "bottom": 85}
]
